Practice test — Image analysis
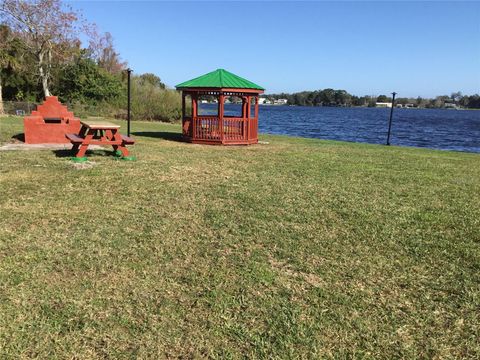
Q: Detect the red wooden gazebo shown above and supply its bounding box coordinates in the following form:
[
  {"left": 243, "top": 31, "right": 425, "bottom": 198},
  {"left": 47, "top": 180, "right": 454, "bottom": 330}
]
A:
[{"left": 176, "top": 69, "right": 264, "bottom": 145}]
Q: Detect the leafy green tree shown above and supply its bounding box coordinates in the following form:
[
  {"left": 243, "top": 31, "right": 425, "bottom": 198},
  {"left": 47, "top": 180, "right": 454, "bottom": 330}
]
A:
[
  {"left": 0, "top": 25, "right": 17, "bottom": 114},
  {"left": 396, "top": 97, "right": 409, "bottom": 106},
  {"left": 376, "top": 95, "right": 390, "bottom": 103},
  {"left": 56, "top": 52, "right": 123, "bottom": 104},
  {"left": 320, "top": 88, "right": 335, "bottom": 105},
  {"left": 334, "top": 90, "right": 351, "bottom": 106},
  {"left": 306, "top": 91, "right": 316, "bottom": 106},
  {"left": 351, "top": 96, "right": 359, "bottom": 106},
  {"left": 366, "top": 96, "right": 376, "bottom": 107},
  {"left": 293, "top": 92, "right": 307, "bottom": 106},
  {"left": 138, "top": 73, "right": 166, "bottom": 89},
  {"left": 0, "top": 25, "right": 39, "bottom": 108},
  {"left": 415, "top": 97, "right": 424, "bottom": 107},
  {"left": 466, "top": 95, "right": 480, "bottom": 109}
]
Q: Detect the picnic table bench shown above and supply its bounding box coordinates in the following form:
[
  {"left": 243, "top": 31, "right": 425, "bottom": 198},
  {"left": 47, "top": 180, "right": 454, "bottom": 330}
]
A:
[{"left": 66, "top": 120, "right": 135, "bottom": 159}]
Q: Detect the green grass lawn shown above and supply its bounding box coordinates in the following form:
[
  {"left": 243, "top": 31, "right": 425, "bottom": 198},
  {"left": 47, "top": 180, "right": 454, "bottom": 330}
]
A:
[{"left": 0, "top": 116, "right": 479, "bottom": 358}]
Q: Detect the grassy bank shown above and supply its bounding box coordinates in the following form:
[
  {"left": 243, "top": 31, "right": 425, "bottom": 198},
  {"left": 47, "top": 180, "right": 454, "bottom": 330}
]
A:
[{"left": 0, "top": 116, "right": 479, "bottom": 358}]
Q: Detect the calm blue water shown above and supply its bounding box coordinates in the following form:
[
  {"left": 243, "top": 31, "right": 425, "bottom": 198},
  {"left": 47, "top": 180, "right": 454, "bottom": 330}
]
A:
[{"left": 200, "top": 104, "right": 480, "bottom": 153}]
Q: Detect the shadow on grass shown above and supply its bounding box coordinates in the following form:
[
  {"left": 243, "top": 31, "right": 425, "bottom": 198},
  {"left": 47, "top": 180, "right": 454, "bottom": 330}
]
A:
[
  {"left": 52, "top": 149, "right": 118, "bottom": 158},
  {"left": 12, "top": 133, "right": 25, "bottom": 143},
  {"left": 131, "top": 131, "right": 183, "bottom": 143}
]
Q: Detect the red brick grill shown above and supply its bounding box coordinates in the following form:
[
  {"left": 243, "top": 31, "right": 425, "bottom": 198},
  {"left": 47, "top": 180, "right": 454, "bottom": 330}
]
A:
[{"left": 23, "top": 96, "right": 81, "bottom": 144}]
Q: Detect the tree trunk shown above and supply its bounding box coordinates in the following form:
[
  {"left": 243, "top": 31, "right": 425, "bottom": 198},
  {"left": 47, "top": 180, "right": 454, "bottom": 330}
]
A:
[
  {"left": 42, "top": 74, "right": 51, "bottom": 97},
  {"left": 37, "top": 50, "right": 51, "bottom": 98},
  {"left": 0, "top": 77, "right": 4, "bottom": 116}
]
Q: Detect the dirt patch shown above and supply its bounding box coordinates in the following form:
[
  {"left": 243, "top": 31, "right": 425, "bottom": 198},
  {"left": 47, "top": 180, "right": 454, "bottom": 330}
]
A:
[
  {"left": 71, "top": 161, "right": 97, "bottom": 170},
  {"left": 269, "top": 257, "right": 326, "bottom": 288}
]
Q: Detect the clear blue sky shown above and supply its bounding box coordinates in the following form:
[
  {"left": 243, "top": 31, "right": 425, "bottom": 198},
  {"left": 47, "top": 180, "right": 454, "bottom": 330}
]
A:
[{"left": 71, "top": 1, "right": 480, "bottom": 97}]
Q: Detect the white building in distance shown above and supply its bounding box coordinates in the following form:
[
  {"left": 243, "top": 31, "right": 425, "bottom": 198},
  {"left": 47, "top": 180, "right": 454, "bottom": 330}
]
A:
[
  {"left": 258, "top": 98, "right": 267, "bottom": 104},
  {"left": 376, "top": 102, "right": 392, "bottom": 108}
]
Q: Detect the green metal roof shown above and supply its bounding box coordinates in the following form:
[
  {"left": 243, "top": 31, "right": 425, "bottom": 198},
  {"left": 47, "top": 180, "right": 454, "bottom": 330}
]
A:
[{"left": 175, "top": 69, "right": 264, "bottom": 90}]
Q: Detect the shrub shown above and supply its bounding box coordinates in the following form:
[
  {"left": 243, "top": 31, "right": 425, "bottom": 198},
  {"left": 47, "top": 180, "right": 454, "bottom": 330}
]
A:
[{"left": 128, "top": 78, "right": 182, "bottom": 122}]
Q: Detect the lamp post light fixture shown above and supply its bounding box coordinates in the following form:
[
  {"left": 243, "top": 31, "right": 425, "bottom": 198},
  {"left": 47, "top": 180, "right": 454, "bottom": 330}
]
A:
[{"left": 386, "top": 91, "right": 397, "bottom": 146}]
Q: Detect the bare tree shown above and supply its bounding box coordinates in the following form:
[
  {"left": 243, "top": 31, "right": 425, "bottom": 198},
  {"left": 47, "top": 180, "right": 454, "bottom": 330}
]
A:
[
  {"left": 88, "top": 31, "right": 127, "bottom": 74},
  {"left": 0, "top": 0, "right": 86, "bottom": 98}
]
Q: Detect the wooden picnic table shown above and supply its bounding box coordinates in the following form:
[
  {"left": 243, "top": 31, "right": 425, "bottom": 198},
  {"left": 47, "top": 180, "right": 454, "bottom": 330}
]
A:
[{"left": 66, "top": 120, "right": 134, "bottom": 158}]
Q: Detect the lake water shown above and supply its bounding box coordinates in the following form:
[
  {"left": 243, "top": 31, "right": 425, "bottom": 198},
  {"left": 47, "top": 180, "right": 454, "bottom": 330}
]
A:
[
  {"left": 258, "top": 106, "right": 480, "bottom": 153},
  {"left": 200, "top": 104, "right": 480, "bottom": 153}
]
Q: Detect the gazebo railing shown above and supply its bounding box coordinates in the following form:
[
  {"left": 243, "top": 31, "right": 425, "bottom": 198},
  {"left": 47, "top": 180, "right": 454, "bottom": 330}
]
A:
[
  {"left": 193, "top": 116, "right": 221, "bottom": 140},
  {"left": 223, "top": 117, "right": 245, "bottom": 141},
  {"left": 191, "top": 116, "right": 258, "bottom": 142},
  {"left": 248, "top": 117, "right": 258, "bottom": 140}
]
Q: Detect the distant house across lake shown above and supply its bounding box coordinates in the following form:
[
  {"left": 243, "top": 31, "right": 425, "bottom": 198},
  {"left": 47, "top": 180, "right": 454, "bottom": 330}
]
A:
[
  {"left": 259, "top": 98, "right": 288, "bottom": 105},
  {"left": 444, "top": 102, "right": 459, "bottom": 109},
  {"left": 376, "top": 102, "right": 393, "bottom": 108}
]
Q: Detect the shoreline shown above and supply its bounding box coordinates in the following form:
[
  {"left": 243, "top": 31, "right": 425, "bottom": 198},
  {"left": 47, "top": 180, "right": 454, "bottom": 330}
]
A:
[{"left": 2, "top": 116, "right": 478, "bottom": 154}]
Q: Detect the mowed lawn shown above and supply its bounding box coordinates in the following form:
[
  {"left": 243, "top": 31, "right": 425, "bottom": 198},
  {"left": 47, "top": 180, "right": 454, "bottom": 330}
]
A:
[{"left": 0, "top": 116, "right": 479, "bottom": 359}]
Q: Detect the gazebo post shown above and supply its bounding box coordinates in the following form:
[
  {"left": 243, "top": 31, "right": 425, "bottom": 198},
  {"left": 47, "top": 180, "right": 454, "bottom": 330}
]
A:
[
  {"left": 181, "top": 93, "right": 185, "bottom": 120},
  {"left": 181, "top": 92, "right": 186, "bottom": 137},
  {"left": 192, "top": 93, "right": 198, "bottom": 118},
  {"left": 242, "top": 96, "right": 247, "bottom": 119},
  {"left": 192, "top": 93, "right": 198, "bottom": 138},
  {"left": 254, "top": 96, "right": 259, "bottom": 141},
  {"left": 219, "top": 93, "right": 224, "bottom": 143},
  {"left": 241, "top": 96, "right": 245, "bottom": 140}
]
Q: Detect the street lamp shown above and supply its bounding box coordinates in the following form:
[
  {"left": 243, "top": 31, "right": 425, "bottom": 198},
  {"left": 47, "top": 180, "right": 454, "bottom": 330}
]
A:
[
  {"left": 386, "top": 91, "right": 397, "bottom": 146},
  {"left": 126, "top": 68, "right": 133, "bottom": 136}
]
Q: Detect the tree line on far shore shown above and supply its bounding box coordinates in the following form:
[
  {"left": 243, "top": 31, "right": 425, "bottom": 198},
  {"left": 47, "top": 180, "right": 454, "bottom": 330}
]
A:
[
  {"left": 263, "top": 90, "right": 480, "bottom": 109},
  {"left": 0, "top": 0, "right": 181, "bottom": 121}
]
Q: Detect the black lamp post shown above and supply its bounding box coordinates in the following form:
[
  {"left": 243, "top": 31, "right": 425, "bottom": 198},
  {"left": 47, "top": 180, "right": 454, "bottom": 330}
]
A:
[
  {"left": 126, "top": 68, "right": 132, "bottom": 136},
  {"left": 386, "top": 91, "right": 397, "bottom": 146}
]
